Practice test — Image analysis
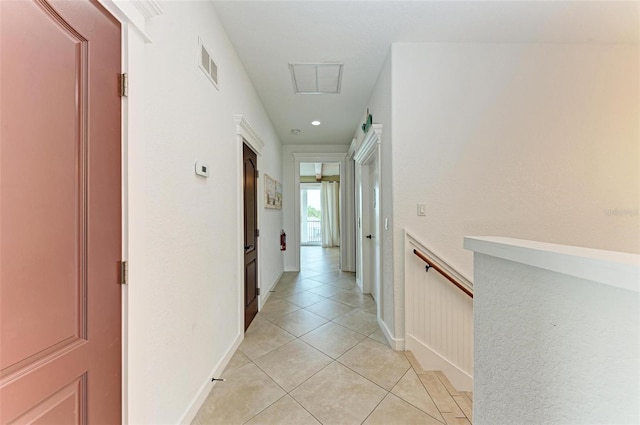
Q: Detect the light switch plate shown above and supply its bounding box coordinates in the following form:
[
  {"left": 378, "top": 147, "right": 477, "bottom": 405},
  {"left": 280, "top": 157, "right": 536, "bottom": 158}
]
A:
[
  {"left": 384, "top": 218, "right": 389, "bottom": 230},
  {"left": 417, "top": 203, "right": 426, "bottom": 216}
]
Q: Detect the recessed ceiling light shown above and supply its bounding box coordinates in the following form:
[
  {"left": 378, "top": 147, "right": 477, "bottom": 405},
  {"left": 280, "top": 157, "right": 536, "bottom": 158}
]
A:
[{"left": 311, "top": 120, "right": 321, "bottom": 126}]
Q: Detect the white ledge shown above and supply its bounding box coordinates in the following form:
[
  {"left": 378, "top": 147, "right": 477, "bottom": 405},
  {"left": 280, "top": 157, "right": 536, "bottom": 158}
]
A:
[{"left": 464, "top": 237, "right": 639, "bottom": 293}]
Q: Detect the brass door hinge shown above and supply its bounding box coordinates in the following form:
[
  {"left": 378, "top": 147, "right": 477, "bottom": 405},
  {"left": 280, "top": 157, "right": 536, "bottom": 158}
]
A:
[
  {"left": 120, "top": 73, "right": 128, "bottom": 98},
  {"left": 120, "top": 261, "right": 128, "bottom": 285}
]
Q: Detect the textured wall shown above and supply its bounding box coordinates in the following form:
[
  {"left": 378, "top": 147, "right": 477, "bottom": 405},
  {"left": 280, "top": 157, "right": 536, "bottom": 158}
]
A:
[
  {"left": 474, "top": 252, "right": 639, "bottom": 424},
  {"left": 128, "top": 2, "right": 283, "bottom": 423},
  {"left": 391, "top": 42, "right": 639, "bottom": 338}
]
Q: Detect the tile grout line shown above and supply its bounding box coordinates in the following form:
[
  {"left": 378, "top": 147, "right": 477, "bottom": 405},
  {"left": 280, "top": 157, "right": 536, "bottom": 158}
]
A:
[
  {"left": 215, "top": 248, "right": 471, "bottom": 425},
  {"left": 243, "top": 310, "right": 388, "bottom": 423},
  {"left": 241, "top": 353, "right": 332, "bottom": 425},
  {"left": 392, "top": 367, "right": 448, "bottom": 425},
  {"left": 433, "top": 369, "right": 473, "bottom": 423},
  {"left": 404, "top": 354, "right": 451, "bottom": 425},
  {"left": 252, "top": 269, "right": 393, "bottom": 423},
  {"left": 244, "top": 332, "right": 395, "bottom": 423},
  {"left": 278, "top": 320, "right": 433, "bottom": 423}
]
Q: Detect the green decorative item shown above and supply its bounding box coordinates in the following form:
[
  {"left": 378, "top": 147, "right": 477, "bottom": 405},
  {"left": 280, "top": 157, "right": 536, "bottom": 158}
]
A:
[{"left": 361, "top": 113, "right": 373, "bottom": 134}]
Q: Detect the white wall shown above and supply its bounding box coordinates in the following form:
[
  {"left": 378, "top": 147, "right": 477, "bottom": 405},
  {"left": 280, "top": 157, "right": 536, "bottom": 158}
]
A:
[
  {"left": 468, "top": 237, "right": 639, "bottom": 425},
  {"left": 391, "top": 42, "right": 639, "bottom": 338},
  {"left": 282, "top": 144, "right": 349, "bottom": 271},
  {"left": 357, "top": 52, "right": 397, "bottom": 337},
  {"left": 126, "top": 2, "right": 282, "bottom": 423}
]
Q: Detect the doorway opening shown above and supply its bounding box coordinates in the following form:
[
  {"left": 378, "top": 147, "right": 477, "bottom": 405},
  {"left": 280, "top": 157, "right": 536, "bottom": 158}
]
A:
[{"left": 299, "top": 162, "right": 341, "bottom": 267}]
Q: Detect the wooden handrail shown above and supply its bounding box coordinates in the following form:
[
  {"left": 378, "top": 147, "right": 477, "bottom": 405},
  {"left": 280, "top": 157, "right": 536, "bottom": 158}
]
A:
[{"left": 413, "top": 249, "right": 473, "bottom": 299}]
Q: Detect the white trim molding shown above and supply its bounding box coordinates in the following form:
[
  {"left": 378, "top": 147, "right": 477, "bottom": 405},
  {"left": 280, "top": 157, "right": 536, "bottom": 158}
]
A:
[
  {"left": 464, "top": 236, "right": 639, "bottom": 292},
  {"left": 235, "top": 114, "right": 264, "bottom": 338},
  {"left": 235, "top": 114, "right": 265, "bottom": 154},
  {"left": 131, "top": 0, "right": 163, "bottom": 19},
  {"left": 101, "top": 0, "right": 160, "bottom": 42},
  {"left": 353, "top": 124, "right": 384, "bottom": 330},
  {"left": 178, "top": 332, "right": 243, "bottom": 425},
  {"left": 94, "top": 1, "right": 164, "bottom": 422},
  {"left": 353, "top": 124, "right": 382, "bottom": 163},
  {"left": 379, "top": 316, "right": 404, "bottom": 351}
]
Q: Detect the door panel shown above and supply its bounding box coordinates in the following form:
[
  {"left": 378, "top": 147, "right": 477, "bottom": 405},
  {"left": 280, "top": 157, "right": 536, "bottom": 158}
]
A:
[
  {"left": 10, "top": 376, "right": 84, "bottom": 425},
  {"left": 368, "top": 162, "right": 380, "bottom": 303},
  {"left": 243, "top": 143, "right": 258, "bottom": 330},
  {"left": 1, "top": 0, "right": 86, "bottom": 373},
  {"left": 0, "top": 0, "right": 122, "bottom": 423}
]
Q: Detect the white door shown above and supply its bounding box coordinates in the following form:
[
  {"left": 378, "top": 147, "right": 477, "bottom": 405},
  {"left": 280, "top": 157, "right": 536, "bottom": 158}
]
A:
[
  {"left": 355, "top": 164, "right": 368, "bottom": 292},
  {"left": 355, "top": 153, "right": 380, "bottom": 302},
  {"left": 368, "top": 161, "right": 380, "bottom": 303},
  {"left": 353, "top": 125, "right": 382, "bottom": 317}
]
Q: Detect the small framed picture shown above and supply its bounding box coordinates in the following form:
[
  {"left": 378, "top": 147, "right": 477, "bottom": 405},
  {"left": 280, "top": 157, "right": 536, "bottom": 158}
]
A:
[{"left": 265, "top": 174, "right": 282, "bottom": 209}]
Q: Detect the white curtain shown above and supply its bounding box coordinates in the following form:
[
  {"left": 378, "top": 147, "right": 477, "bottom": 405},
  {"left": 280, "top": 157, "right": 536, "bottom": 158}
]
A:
[{"left": 321, "top": 181, "right": 340, "bottom": 247}]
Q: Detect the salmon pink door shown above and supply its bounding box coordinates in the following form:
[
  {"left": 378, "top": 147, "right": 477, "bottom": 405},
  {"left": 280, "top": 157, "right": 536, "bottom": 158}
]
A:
[{"left": 0, "top": 0, "right": 122, "bottom": 423}]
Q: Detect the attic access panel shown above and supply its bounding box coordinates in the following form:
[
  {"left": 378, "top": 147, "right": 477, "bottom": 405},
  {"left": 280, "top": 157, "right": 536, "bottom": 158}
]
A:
[{"left": 289, "top": 63, "right": 343, "bottom": 94}]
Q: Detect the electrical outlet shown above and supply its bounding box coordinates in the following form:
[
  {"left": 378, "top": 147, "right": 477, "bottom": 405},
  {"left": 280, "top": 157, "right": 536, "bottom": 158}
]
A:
[{"left": 417, "top": 204, "right": 426, "bottom": 216}]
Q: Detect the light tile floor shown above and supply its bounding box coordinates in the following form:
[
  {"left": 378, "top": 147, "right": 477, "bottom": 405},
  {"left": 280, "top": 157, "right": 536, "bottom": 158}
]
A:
[{"left": 194, "top": 247, "right": 472, "bottom": 425}]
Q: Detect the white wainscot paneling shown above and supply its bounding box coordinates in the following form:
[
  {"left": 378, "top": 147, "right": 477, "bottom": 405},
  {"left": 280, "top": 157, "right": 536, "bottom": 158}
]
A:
[{"left": 404, "top": 231, "right": 473, "bottom": 391}]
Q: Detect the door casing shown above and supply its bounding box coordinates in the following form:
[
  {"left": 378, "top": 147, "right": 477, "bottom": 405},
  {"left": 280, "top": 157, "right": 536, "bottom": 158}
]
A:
[
  {"left": 292, "top": 152, "right": 350, "bottom": 272},
  {"left": 354, "top": 125, "right": 383, "bottom": 321},
  {"left": 235, "top": 115, "right": 264, "bottom": 333}
]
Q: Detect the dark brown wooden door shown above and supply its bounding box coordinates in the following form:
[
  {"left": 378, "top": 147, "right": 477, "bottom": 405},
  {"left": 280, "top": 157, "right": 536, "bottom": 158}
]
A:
[
  {"left": 243, "top": 143, "right": 259, "bottom": 330},
  {"left": 0, "top": 0, "right": 122, "bottom": 423}
]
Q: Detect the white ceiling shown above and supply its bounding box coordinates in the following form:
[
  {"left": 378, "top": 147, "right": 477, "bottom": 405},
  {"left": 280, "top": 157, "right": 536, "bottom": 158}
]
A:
[{"left": 212, "top": 1, "right": 639, "bottom": 146}]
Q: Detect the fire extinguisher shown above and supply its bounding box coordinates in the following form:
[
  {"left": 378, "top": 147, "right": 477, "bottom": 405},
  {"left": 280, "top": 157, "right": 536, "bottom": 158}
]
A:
[{"left": 280, "top": 230, "right": 287, "bottom": 251}]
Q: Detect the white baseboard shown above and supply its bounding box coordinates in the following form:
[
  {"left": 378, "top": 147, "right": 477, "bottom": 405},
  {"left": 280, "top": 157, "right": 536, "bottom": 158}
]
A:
[
  {"left": 260, "top": 271, "right": 282, "bottom": 309},
  {"left": 378, "top": 317, "right": 405, "bottom": 351},
  {"left": 406, "top": 334, "right": 473, "bottom": 392},
  {"left": 178, "top": 332, "right": 244, "bottom": 424}
]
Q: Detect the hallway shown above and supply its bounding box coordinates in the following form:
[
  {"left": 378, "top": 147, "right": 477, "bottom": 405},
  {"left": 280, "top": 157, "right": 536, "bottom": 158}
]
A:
[{"left": 193, "top": 247, "right": 473, "bottom": 425}]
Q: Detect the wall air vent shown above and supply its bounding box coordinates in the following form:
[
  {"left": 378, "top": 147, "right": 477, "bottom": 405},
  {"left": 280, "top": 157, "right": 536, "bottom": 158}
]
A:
[
  {"left": 289, "top": 63, "right": 343, "bottom": 95},
  {"left": 198, "top": 37, "right": 218, "bottom": 89}
]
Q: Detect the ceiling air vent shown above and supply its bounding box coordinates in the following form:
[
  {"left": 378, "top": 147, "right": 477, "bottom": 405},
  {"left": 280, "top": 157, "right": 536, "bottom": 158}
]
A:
[
  {"left": 198, "top": 37, "right": 218, "bottom": 89},
  {"left": 289, "top": 63, "right": 343, "bottom": 95}
]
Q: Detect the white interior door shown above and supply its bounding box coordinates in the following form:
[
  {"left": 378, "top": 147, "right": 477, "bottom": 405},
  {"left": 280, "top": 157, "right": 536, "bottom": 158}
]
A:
[
  {"left": 353, "top": 124, "right": 383, "bottom": 316},
  {"left": 356, "top": 163, "right": 370, "bottom": 293},
  {"left": 368, "top": 161, "right": 380, "bottom": 303},
  {"left": 355, "top": 153, "right": 380, "bottom": 303}
]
